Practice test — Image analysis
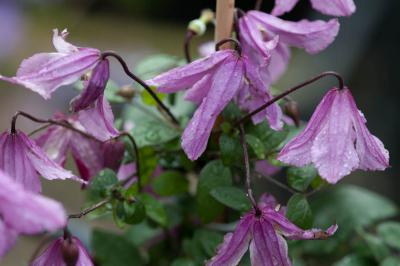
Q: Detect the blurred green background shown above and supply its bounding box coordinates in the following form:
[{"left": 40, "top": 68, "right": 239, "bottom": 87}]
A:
[{"left": 0, "top": 0, "right": 398, "bottom": 264}]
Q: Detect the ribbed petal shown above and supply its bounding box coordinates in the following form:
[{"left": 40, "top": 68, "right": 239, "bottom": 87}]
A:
[
  {"left": 278, "top": 88, "right": 337, "bottom": 166},
  {"left": 182, "top": 56, "right": 244, "bottom": 160},
  {"left": 184, "top": 74, "right": 213, "bottom": 104},
  {"left": 345, "top": 89, "right": 389, "bottom": 171},
  {"left": 0, "top": 220, "right": 18, "bottom": 259},
  {"left": 264, "top": 209, "right": 337, "bottom": 240},
  {"left": 206, "top": 214, "right": 254, "bottom": 266},
  {"left": 311, "top": 88, "right": 359, "bottom": 183},
  {"left": 258, "top": 193, "right": 279, "bottom": 210},
  {"left": 271, "top": 0, "right": 300, "bottom": 16},
  {"left": 31, "top": 236, "right": 94, "bottom": 266},
  {"left": 71, "top": 59, "right": 110, "bottom": 112},
  {"left": 310, "top": 0, "right": 356, "bottom": 17},
  {"left": 248, "top": 11, "right": 339, "bottom": 55},
  {"left": 0, "top": 171, "right": 66, "bottom": 234},
  {"left": 250, "top": 219, "right": 291, "bottom": 266},
  {"left": 269, "top": 43, "right": 291, "bottom": 83},
  {"left": 147, "top": 50, "right": 233, "bottom": 93},
  {"left": 78, "top": 94, "right": 119, "bottom": 141}
]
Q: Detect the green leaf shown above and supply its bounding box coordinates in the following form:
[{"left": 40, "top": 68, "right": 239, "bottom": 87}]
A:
[
  {"left": 141, "top": 85, "right": 166, "bottom": 106},
  {"left": 333, "top": 254, "right": 375, "bottom": 266},
  {"left": 358, "top": 230, "right": 390, "bottom": 261},
  {"left": 194, "top": 229, "right": 224, "bottom": 257},
  {"left": 138, "top": 194, "right": 168, "bottom": 226},
  {"left": 210, "top": 186, "right": 251, "bottom": 212},
  {"left": 287, "top": 166, "right": 318, "bottom": 192},
  {"left": 114, "top": 200, "right": 146, "bottom": 226},
  {"left": 152, "top": 171, "right": 188, "bottom": 196},
  {"left": 246, "top": 134, "right": 265, "bottom": 159},
  {"left": 381, "top": 256, "right": 400, "bottom": 266},
  {"left": 222, "top": 102, "right": 242, "bottom": 121},
  {"left": 87, "top": 169, "right": 118, "bottom": 202},
  {"left": 125, "top": 221, "right": 163, "bottom": 246},
  {"left": 92, "top": 229, "right": 144, "bottom": 266},
  {"left": 171, "top": 258, "right": 196, "bottom": 266},
  {"left": 286, "top": 194, "right": 313, "bottom": 229},
  {"left": 197, "top": 160, "right": 232, "bottom": 223},
  {"left": 246, "top": 122, "right": 288, "bottom": 152},
  {"left": 135, "top": 54, "right": 181, "bottom": 80},
  {"left": 219, "top": 134, "right": 242, "bottom": 166},
  {"left": 377, "top": 222, "right": 400, "bottom": 250}
]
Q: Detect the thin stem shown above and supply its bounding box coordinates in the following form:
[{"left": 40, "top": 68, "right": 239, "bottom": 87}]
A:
[
  {"left": 29, "top": 235, "right": 54, "bottom": 263},
  {"left": 68, "top": 198, "right": 110, "bottom": 219},
  {"left": 239, "top": 123, "right": 259, "bottom": 212},
  {"left": 236, "top": 71, "right": 345, "bottom": 125},
  {"left": 255, "top": 0, "right": 263, "bottom": 10},
  {"left": 115, "top": 132, "right": 142, "bottom": 191},
  {"left": 28, "top": 124, "right": 51, "bottom": 137},
  {"left": 254, "top": 172, "right": 296, "bottom": 194},
  {"left": 101, "top": 51, "right": 179, "bottom": 126},
  {"left": 184, "top": 30, "right": 196, "bottom": 63}
]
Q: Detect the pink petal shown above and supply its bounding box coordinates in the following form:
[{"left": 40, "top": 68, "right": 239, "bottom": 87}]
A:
[
  {"left": 271, "top": 0, "right": 300, "bottom": 16},
  {"left": 182, "top": 56, "right": 244, "bottom": 160},
  {"left": 35, "top": 125, "right": 71, "bottom": 165},
  {"left": 52, "top": 28, "right": 79, "bottom": 54},
  {"left": 269, "top": 43, "right": 291, "bottom": 83},
  {"left": 0, "top": 171, "right": 66, "bottom": 234},
  {"left": 248, "top": 11, "right": 340, "bottom": 54},
  {"left": 0, "top": 220, "right": 18, "bottom": 259},
  {"left": 184, "top": 74, "right": 213, "bottom": 104},
  {"left": 147, "top": 50, "right": 233, "bottom": 93},
  {"left": 310, "top": 0, "right": 356, "bottom": 17},
  {"left": 198, "top": 41, "right": 215, "bottom": 57},
  {"left": 206, "top": 214, "right": 254, "bottom": 266}
]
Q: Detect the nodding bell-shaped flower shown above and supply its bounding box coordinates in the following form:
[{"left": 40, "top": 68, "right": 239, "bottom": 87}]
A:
[
  {"left": 147, "top": 48, "right": 282, "bottom": 160},
  {"left": 0, "top": 130, "right": 81, "bottom": 192},
  {"left": 239, "top": 11, "right": 339, "bottom": 83},
  {"left": 278, "top": 87, "right": 389, "bottom": 184},
  {"left": 36, "top": 113, "right": 124, "bottom": 183},
  {"left": 0, "top": 171, "right": 67, "bottom": 259},
  {"left": 31, "top": 235, "right": 94, "bottom": 266},
  {"left": 207, "top": 194, "right": 337, "bottom": 266},
  {"left": 271, "top": 0, "right": 356, "bottom": 17},
  {"left": 0, "top": 29, "right": 101, "bottom": 99}
]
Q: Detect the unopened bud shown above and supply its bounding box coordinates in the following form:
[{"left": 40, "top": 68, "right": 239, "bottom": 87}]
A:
[
  {"left": 284, "top": 100, "right": 300, "bottom": 127},
  {"left": 200, "top": 9, "right": 215, "bottom": 24},
  {"left": 117, "top": 85, "right": 135, "bottom": 100},
  {"left": 188, "top": 19, "right": 206, "bottom": 36},
  {"left": 62, "top": 239, "right": 79, "bottom": 266}
]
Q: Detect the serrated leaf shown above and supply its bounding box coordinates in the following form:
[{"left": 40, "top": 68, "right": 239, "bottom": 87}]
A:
[
  {"left": 377, "top": 222, "right": 400, "bottom": 250},
  {"left": 132, "top": 120, "right": 179, "bottom": 147},
  {"left": 92, "top": 229, "right": 144, "bottom": 266},
  {"left": 88, "top": 169, "right": 118, "bottom": 202},
  {"left": 114, "top": 200, "right": 146, "bottom": 226},
  {"left": 152, "top": 171, "right": 188, "bottom": 196},
  {"left": 138, "top": 194, "right": 168, "bottom": 226},
  {"left": 286, "top": 194, "right": 313, "bottom": 229},
  {"left": 246, "top": 122, "right": 288, "bottom": 152},
  {"left": 246, "top": 134, "right": 265, "bottom": 159},
  {"left": 197, "top": 160, "right": 232, "bottom": 223},
  {"left": 210, "top": 186, "right": 251, "bottom": 212},
  {"left": 219, "top": 134, "right": 242, "bottom": 166},
  {"left": 287, "top": 166, "right": 318, "bottom": 192}
]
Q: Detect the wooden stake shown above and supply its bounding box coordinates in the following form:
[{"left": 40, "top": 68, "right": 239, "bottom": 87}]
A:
[{"left": 214, "top": 0, "right": 235, "bottom": 49}]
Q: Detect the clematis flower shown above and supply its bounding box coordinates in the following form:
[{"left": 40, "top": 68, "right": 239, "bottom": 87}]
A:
[
  {"left": 207, "top": 194, "right": 337, "bottom": 266},
  {"left": 31, "top": 235, "right": 93, "bottom": 266},
  {"left": 36, "top": 113, "right": 124, "bottom": 183},
  {"left": 0, "top": 130, "right": 80, "bottom": 192},
  {"left": 239, "top": 11, "right": 339, "bottom": 83},
  {"left": 148, "top": 49, "right": 282, "bottom": 160},
  {"left": 278, "top": 88, "right": 389, "bottom": 183},
  {"left": 0, "top": 171, "right": 67, "bottom": 259},
  {"left": 0, "top": 29, "right": 101, "bottom": 99},
  {"left": 271, "top": 0, "right": 356, "bottom": 17}
]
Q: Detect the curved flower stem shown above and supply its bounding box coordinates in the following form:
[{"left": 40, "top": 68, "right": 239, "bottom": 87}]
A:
[
  {"left": 184, "top": 30, "right": 196, "bottom": 63},
  {"left": 68, "top": 198, "right": 110, "bottom": 219},
  {"left": 255, "top": 0, "right": 263, "bottom": 10},
  {"left": 115, "top": 131, "right": 142, "bottom": 191},
  {"left": 236, "top": 71, "right": 345, "bottom": 125},
  {"left": 28, "top": 124, "right": 51, "bottom": 137},
  {"left": 11, "top": 111, "right": 100, "bottom": 142},
  {"left": 101, "top": 51, "right": 179, "bottom": 126},
  {"left": 239, "top": 123, "right": 259, "bottom": 212},
  {"left": 254, "top": 172, "right": 297, "bottom": 194}
]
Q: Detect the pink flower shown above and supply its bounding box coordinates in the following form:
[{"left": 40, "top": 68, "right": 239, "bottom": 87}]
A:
[
  {"left": 31, "top": 235, "right": 93, "bottom": 266},
  {"left": 0, "top": 130, "right": 80, "bottom": 192},
  {"left": 207, "top": 194, "right": 337, "bottom": 266},
  {"left": 0, "top": 171, "right": 66, "bottom": 259},
  {"left": 36, "top": 113, "right": 124, "bottom": 183},
  {"left": 272, "top": 0, "right": 356, "bottom": 17},
  {"left": 0, "top": 29, "right": 101, "bottom": 99},
  {"left": 148, "top": 49, "right": 282, "bottom": 160},
  {"left": 278, "top": 88, "right": 389, "bottom": 183}
]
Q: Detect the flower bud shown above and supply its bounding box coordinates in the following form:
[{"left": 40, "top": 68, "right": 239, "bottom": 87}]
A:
[
  {"left": 200, "top": 9, "right": 214, "bottom": 24},
  {"left": 284, "top": 100, "right": 300, "bottom": 127},
  {"left": 117, "top": 85, "right": 136, "bottom": 100},
  {"left": 62, "top": 239, "right": 80, "bottom": 266},
  {"left": 188, "top": 19, "right": 206, "bottom": 36}
]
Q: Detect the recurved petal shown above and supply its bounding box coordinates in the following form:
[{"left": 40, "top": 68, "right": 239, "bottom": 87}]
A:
[
  {"left": 0, "top": 171, "right": 67, "bottom": 234},
  {"left": 278, "top": 88, "right": 337, "bottom": 167},
  {"left": 70, "top": 59, "right": 110, "bottom": 112},
  {"left": 182, "top": 56, "right": 244, "bottom": 160},
  {"left": 147, "top": 50, "right": 233, "bottom": 93},
  {"left": 345, "top": 89, "right": 389, "bottom": 171},
  {"left": 250, "top": 220, "right": 291, "bottom": 266},
  {"left": 264, "top": 209, "right": 337, "bottom": 240},
  {"left": 248, "top": 11, "right": 339, "bottom": 54},
  {"left": 311, "top": 88, "right": 359, "bottom": 183},
  {"left": 206, "top": 214, "right": 254, "bottom": 266},
  {"left": 52, "top": 28, "right": 79, "bottom": 53},
  {"left": 271, "top": 0, "right": 300, "bottom": 16},
  {"left": 78, "top": 94, "right": 119, "bottom": 141},
  {"left": 36, "top": 125, "right": 71, "bottom": 165},
  {"left": 0, "top": 220, "right": 18, "bottom": 259},
  {"left": 310, "top": 0, "right": 356, "bottom": 17}
]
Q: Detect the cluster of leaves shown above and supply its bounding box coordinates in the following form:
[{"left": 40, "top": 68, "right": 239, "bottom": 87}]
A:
[{"left": 76, "top": 54, "right": 399, "bottom": 266}]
